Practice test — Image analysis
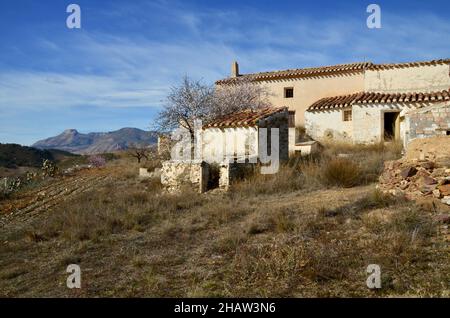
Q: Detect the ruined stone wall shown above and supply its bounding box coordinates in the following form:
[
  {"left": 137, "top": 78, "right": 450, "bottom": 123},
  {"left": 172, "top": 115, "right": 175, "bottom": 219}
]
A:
[
  {"left": 407, "top": 103, "right": 450, "bottom": 142},
  {"left": 161, "top": 161, "right": 209, "bottom": 193}
]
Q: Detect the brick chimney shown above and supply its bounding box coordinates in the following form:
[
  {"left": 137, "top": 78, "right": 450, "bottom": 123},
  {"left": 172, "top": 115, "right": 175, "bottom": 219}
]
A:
[{"left": 231, "top": 61, "right": 239, "bottom": 78}]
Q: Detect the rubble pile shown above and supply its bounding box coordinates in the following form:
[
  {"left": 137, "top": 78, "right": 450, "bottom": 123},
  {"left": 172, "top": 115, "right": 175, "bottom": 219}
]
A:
[{"left": 378, "top": 159, "right": 450, "bottom": 206}]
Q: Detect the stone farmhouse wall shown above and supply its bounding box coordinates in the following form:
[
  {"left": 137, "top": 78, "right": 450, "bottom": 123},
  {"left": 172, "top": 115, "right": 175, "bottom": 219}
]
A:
[
  {"left": 160, "top": 160, "right": 259, "bottom": 192},
  {"left": 305, "top": 102, "right": 449, "bottom": 145},
  {"left": 161, "top": 161, "right": 209, "bottom": 193},
  {"left": 407, "top": 103, "right": 450, "bottom": 142}
]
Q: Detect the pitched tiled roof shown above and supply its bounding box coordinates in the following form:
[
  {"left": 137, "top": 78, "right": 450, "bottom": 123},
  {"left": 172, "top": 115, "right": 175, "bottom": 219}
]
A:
[
  {"left": 369, "top": 59, "right": 450, "bottom": 70},
  {"left": 216, "top": 59, "right": 450, "bottom": 85},
  {"left": 307, "top": 89, "right": 450, "bottom": 111},
  {"left": 215, "top": 62, "right": 373, "bottom": 85},
  {"left": 204, "top": 107, "right": 287, "bottom": 128}
]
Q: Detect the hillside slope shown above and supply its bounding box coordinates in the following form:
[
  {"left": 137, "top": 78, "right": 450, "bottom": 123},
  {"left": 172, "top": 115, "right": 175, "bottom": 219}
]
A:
[
  {"left": 0, "top": 144, "right": 76, "bottom": 168},
  {"left": 33, "top": 128, "right": 157, "bottom": 155},
  {"left": 0, "top": 159, "right": 448, "bottom": 297}
]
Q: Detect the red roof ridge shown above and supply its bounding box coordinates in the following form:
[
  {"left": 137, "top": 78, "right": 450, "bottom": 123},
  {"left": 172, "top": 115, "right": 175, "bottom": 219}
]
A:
[
  {"left": 216, "top": 58, "right": 450, "bottom": 85},
  {"left": 204, "top": 106, "right": 288, "bottom": 128},
  {"left": 307, "top": 88, "right": 450, "bottom": 111}
]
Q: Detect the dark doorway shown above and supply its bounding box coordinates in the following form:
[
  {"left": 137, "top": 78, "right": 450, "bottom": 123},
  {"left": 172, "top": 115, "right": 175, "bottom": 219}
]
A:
[
  {"left": 207, "top": 164, "right": 220, "bottom": 190},
  {"left": 384, "top": 112, "right": 399, "bottom": 141}
]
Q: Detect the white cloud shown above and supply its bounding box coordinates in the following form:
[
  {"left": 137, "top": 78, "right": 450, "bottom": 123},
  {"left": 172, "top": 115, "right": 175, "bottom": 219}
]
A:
[{"left": 1, "top": 3, "right": 449, "bottom": 114}]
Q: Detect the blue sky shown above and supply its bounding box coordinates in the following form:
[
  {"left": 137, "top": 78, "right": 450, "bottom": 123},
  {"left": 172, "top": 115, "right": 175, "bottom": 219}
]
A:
[{"left": 1, "top": 0, "right": 449, "bottom": 145}]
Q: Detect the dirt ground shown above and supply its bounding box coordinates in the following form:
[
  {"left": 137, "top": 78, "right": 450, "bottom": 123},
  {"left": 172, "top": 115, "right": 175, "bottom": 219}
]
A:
[{"left": 0, "top": 158, "right": 449, "bottom": 297}]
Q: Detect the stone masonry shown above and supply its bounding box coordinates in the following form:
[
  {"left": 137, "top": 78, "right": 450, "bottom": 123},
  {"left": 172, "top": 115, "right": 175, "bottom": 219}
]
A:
[
  {"left": 161, "top": 161, "right": 209, "bottom": 193},
  {"left": 408, "top": 104, "right": 450, "bottom": 140}
]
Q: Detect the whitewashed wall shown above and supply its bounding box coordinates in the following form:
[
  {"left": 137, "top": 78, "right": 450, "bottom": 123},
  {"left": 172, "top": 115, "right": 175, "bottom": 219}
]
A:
[
  {"left": 365, "top": 64, "right": 450, "bottom": 93},
  {"left": 305, "top": 109, "right": 353, "bottom": 141},
  {"left": 202, "top": 127, "right": 258, "bottom": 163},
  {"left": 352, "top": 103, "right": 416, "bottom": 144}
]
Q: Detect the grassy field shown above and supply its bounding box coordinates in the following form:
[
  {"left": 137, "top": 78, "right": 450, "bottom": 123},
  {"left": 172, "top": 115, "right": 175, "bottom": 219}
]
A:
[{"left": 0, "top": 144, "right": 449, "bottom": 297}]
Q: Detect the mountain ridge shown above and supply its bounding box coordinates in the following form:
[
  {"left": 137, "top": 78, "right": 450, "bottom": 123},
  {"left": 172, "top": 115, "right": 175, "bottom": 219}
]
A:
[{"left": 32, "top": 128, "right": 157, "bottom": 154}]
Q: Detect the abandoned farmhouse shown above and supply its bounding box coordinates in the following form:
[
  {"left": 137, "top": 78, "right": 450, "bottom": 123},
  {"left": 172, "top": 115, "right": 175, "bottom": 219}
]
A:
[
  {"left": 159, "top": 58, "right": 450, "bottom": 192},
  {"left": 216, "top": 59, "right": 450, "bottom": 147}
]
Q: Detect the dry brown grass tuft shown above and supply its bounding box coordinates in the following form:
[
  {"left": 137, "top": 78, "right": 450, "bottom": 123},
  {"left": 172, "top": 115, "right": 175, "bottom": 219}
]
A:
[
  {"left": 321, "top": 158, "right": 362, "bottom": 188},
  {"left": 230, "top": 165, "right": 306, "bottom": 196}
]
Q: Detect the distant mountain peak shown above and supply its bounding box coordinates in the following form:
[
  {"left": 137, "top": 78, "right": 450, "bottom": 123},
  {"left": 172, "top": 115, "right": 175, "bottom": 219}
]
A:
[
  {"left": 32, "top": 128, "right": 157, "bottom": 155},
  {"left": 63, "top": 129, "right": 79, "bottom": 135}
]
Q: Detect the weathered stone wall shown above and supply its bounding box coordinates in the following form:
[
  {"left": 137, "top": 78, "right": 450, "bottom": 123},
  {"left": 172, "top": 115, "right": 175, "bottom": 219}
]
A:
[
  {"left": 407, "top": 103, "right": 450, "bottom": 141},
  {"left": 161, "top": 161, "right": 209, "bottom": 193},
  {"left": 305, "top": 109, "right": 353, "bottom": 141},
  {"left": 365, "top": 64, "right": 450, "bottom": 93}
]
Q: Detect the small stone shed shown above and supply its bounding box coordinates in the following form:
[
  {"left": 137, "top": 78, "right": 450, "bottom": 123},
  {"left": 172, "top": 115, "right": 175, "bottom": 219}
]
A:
[
  {"left": 160, "top": 107, "right": 291, "bottom": 193},
  {"left": 202, "top": 106, "right": 290, "bottom": 163},
  {"left": 305, "top": 89, "right": 450, "bottom": 146}
]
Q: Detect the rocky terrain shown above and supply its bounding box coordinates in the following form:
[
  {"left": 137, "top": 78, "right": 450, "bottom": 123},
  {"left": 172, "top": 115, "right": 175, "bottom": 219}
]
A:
[
  {"left": 33, "top": 128, "right": 157, "bottom": 155},
  {"left": 378, "top": 159, "right": 450, "bottom": 205},
  {"left": 378, "top": 136, "right": 450, "bottom": 210}
]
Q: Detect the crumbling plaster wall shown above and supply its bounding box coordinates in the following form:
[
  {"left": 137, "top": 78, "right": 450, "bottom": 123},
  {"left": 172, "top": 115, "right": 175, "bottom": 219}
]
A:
[
  {"left": 365, "top": 64, "right": 450, "bottom": 93},
  {"left": 304, "top": 109, "right": 353, "bottom": 141}
]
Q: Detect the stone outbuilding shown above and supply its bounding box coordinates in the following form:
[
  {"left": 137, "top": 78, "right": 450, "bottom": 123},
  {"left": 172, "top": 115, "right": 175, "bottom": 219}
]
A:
[
  {"left": 160, "top": 107, "right": 292, "bottom": 193},
  {"left": 202, "top": 106, "right": 291, "bottom": 163}
]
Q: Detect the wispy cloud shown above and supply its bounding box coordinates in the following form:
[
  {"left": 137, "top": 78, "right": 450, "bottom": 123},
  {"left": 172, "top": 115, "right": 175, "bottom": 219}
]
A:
[{"left": 0, "top": 0, "right": 449, "bottom": 144}]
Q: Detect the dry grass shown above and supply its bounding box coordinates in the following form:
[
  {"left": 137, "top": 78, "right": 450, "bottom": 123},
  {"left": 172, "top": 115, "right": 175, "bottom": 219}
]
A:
[
  {"left": 0, "top": 142, "right": 448, "bottom": 298},
  {"left": 230, "top": 140, "right": 403, "bottom": 196},
  {"left": 321, "top": 158, "right": 362, "bottom": 187}
]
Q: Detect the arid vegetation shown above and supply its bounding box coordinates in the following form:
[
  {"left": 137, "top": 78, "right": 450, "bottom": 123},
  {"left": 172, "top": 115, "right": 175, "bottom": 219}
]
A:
[{"left": 0, "top": 143, "right": 448, "bottom": 297}]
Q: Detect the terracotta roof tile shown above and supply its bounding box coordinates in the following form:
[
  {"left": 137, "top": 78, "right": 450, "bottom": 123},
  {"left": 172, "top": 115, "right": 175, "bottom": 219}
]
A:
[
  {"left": 216, "top": 59, "right": 450, "bottom": 85},
  {"left": 215, "top": 62, "right": 372, "bottom": 85},
  {"left": 369, "top": 59, "right": 450, "bottom": 70},
  {"left": 307, "top": 89, "right": 450, "bottom": 111},
  {"left": 204, "top": 107, "right": 287, "bottom": 128}
]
